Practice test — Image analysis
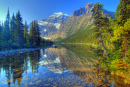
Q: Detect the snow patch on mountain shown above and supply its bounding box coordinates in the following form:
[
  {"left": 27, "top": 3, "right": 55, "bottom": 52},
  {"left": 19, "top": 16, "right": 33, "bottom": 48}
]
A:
[
  {"left": 54, "top": 23, "right": 61, "bottom": 29},
  {"left": 38, "top": 20, "right": 61, "bottom": 29},
  {"left": 38, "top": 21, "right": 48, "bottom": 26}
]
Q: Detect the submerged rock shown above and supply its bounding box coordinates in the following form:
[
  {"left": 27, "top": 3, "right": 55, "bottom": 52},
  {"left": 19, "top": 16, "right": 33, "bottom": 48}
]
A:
[
  {"left": 36, "top": 80, "right": 42, "bottom": 85},
  {"left": 44, "top": 84, "right": 50, "bottom": 86}
]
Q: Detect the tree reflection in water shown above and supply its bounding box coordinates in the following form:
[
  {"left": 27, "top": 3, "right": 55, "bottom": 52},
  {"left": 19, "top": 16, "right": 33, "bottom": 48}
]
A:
[{"left": 0, "top": 49, "right": 44, "bottom": 86}]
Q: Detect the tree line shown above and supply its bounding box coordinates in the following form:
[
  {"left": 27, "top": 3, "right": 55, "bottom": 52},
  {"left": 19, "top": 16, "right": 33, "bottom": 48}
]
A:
[{"left": 0, "top": 9, "right": 53, "bottom": 50}]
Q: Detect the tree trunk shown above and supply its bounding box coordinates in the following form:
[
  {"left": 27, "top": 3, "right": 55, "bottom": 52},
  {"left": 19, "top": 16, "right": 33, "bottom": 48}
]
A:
[{"left": 100, "top": 31, "right": 109, "bottom": 59}]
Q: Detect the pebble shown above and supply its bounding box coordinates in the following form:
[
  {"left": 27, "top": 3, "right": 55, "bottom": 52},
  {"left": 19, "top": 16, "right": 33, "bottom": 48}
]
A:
[
  {"left": 36, "top": 80, "right": 42, "bottom": 84},
  {"left": 44, "top": 84, "right": 50, "bottom": 86}
]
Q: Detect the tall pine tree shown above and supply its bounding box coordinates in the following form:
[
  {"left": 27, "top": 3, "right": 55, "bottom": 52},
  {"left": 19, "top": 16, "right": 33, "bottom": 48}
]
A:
[
  {"left": 15, "top": 10, "right": 24, "bottom": 47},
  {"left": 33, "top": 21, "right": 37, "bottom": 46},
  {"left": 0, "top": 22, "right": 3, "bottom": 50},
  {"left": 29, "top": 21, "right": 35, "bottom": 46},
  {"left": 0, "top": 21, "right": 3, "bottom": 36},
  {"left": 91, "top": 2, "right": 109, "bottom": 58},
  {"left": 23, "top": 21, "right": 28, "bottom": 44},
  {"left": 36, "top": 21, "right": 40, "bottom": 46},
  {"left": 112, "top": 0, "right": 130, "bottom": 58},
  {"left": 3, "top": 8, "right": 10, "bottom": 42},
  {"left": 10, "top": 13, "right": 16, "bottom": 42},
  {"left": 29, "top": 21, "right": 41, "bottom": 47},
  {"left": 115, "top": 0, "right": 130, "bottom": 26}
]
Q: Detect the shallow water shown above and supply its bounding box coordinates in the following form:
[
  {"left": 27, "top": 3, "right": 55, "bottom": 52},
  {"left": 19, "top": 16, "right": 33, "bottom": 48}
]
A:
[{"left": 0, "top": 45, "right": 128, "bottom": 87}]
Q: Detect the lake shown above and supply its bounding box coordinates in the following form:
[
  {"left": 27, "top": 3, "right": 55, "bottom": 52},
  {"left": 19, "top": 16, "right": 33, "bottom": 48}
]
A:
[{"left": 0, "top": 45, "right": 128, "bottom": 87}]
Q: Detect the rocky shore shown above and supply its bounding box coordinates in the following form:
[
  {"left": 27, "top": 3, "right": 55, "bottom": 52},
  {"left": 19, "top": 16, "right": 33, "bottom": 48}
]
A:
[{"left": 0, "top": 47, "right": 49, "bottom": 59}]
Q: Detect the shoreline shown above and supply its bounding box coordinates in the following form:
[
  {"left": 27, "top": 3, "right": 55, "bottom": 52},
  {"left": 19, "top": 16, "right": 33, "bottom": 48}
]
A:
[{"left": 0, "top": 46, "right": 50, "bottom": 59}]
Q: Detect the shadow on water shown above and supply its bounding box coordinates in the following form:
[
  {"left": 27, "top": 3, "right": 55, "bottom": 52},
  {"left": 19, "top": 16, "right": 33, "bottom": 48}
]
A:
[{"left": 0, "top": 45, "right": 129, "bottom": 87}]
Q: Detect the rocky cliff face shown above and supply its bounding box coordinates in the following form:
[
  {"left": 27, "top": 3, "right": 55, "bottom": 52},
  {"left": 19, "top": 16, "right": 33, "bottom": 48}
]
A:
[
  {"left": 51, "top": 2, "right": 115, "bottom": 41},
  {"left": 73, "top": 2, "right": 94, "bottom": 16},
  {"left": 36, "top": 12, "right": 69, "bottom": 39}
]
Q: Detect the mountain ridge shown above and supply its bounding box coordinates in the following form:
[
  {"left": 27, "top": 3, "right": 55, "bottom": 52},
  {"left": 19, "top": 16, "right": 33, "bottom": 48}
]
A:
[
  {"left": 51, "top": 2, "right": 115, "bottom": 42},
  {"left": 29, "top": 2, "right": 115, "bottom": 41}
]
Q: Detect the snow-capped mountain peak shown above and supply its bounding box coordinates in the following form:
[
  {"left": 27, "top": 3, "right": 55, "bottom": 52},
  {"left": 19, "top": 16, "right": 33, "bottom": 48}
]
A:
[
  {"left": 49, "top": 12, "right": 69, "bottom": 19},
  {"left": 35, "top": 12, "right": 69, "bottom": 39},
  {"left": 54, "top": 12, "right": 63, "bottom": 15}
]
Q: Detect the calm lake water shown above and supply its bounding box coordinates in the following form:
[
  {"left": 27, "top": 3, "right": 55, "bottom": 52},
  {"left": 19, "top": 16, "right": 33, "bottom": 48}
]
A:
[{"left": 0, "top": 45, "right": 128, "bottom": 87}]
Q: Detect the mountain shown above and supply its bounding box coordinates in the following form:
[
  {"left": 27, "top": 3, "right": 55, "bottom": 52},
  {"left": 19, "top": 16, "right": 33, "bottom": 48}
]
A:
[
  {"left": 51, "top": 2, "right": 115, "bottom": 42},
  {"left": 36, "top": 12, "right": 69, "bottom": 39},
  {"left": 30, "top": 2, "right": 115, "bottom": 42}
]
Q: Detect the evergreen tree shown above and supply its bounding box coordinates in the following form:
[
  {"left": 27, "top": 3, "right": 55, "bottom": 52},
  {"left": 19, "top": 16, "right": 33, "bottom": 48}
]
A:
[
  {"left": 0, "top": 22, "right": 4, "bottom": 40},
  {"left": 112, "top": 19, "right": 130, "bottom": 58},
  {"left": 115, "top": 0, "right": 130, "bottom": 26},
  {"left": 15, "top": 10, "right": 24, "bottom": 46},
  {"left": 23, "top": 21, "right": 28, "bottom": 43},
  {"left": 10, "top": 13, "right": 16, "bottom": 42},
  {"left": 3, "top": 8, "right": 10, "bottom": 42},
  {"left": 29, "top": 21, "right": 35, "bottom": 46},
  {"left": 0, "top": 22, "right": 3, "bottom": 50},
  {"left": 33, "top": 21, "right": 37, "bottom": 46},
  {"left": 0, "top": 21, "right": 3, "bottom": 35},
  {"left": 0, "top": 22, "right": 3, "bottom": 41},
  {"left": 91, "top": 2, "right": 109, "bottom": 58},
  {"left": 29, "top": 21, "right": 41, "bottom": 46},
  {"left": 36, "top": 22, "right": 40, "bottom": 46},
  {"left": 112, "top": 0, "right": 130, "bottom": 58}
]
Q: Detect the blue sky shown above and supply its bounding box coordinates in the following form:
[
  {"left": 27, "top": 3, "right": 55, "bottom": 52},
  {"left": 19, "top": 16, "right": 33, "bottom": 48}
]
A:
[{"left": 0, "top": 0, "right": 120, "bottom": 24}]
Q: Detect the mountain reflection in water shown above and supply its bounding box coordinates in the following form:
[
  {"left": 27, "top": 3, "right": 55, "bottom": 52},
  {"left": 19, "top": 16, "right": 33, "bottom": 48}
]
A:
[{"left": 0, "top": 45, "right": 128, "bottom": 87}]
